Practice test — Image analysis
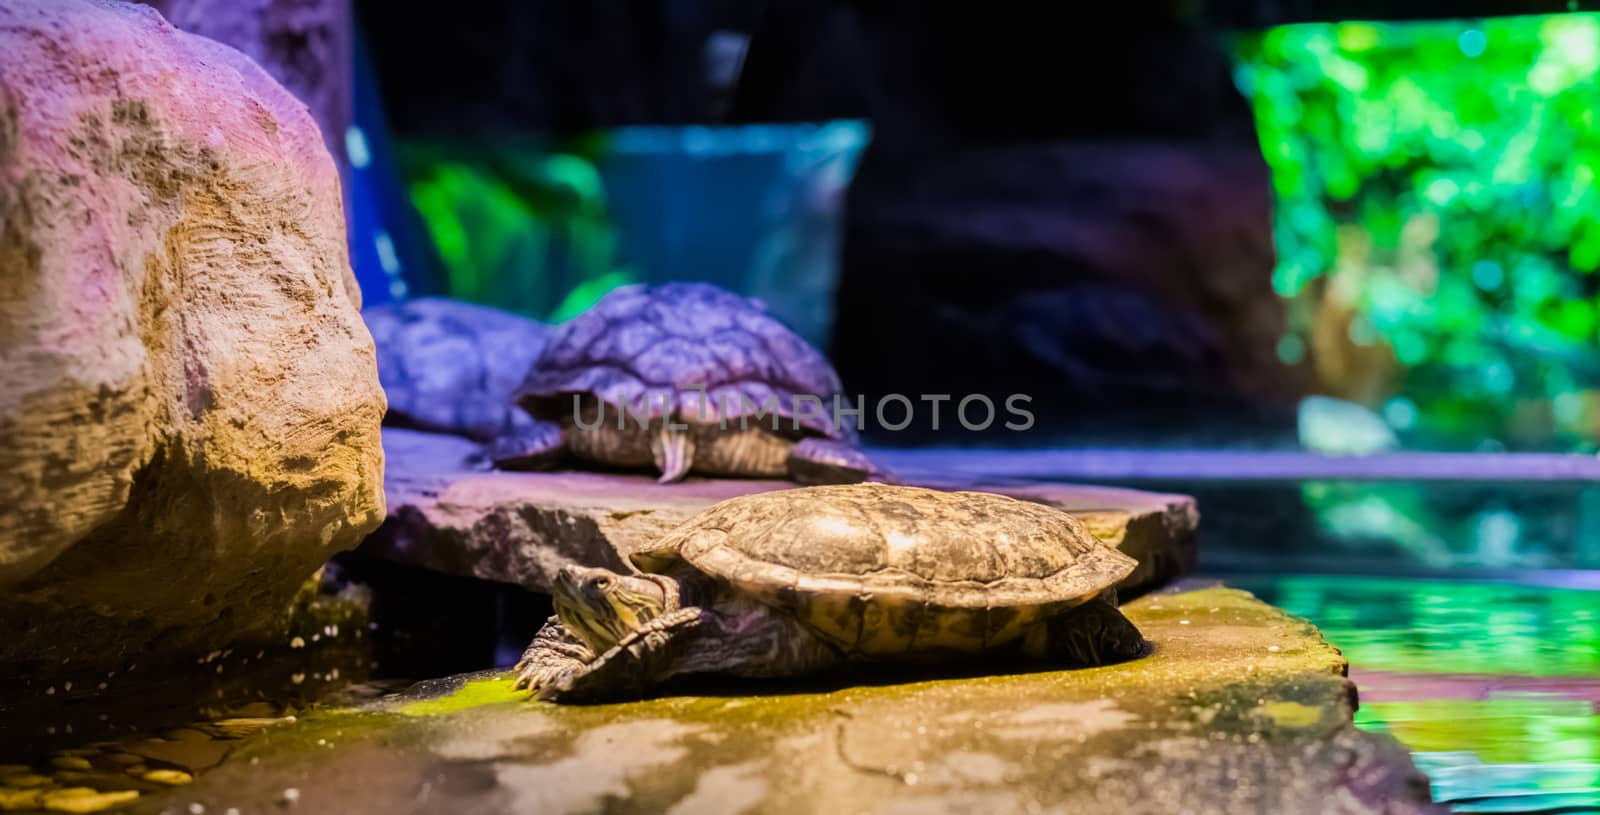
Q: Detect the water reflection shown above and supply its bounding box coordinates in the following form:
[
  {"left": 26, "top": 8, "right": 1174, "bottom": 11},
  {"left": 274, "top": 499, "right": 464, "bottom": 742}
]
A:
[{"left": 1232, "top": 574, "right": 1600, "bottom": 812}]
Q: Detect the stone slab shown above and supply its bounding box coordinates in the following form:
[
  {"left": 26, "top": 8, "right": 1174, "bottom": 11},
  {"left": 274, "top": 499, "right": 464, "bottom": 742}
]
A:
[
  {"left": 365, "top": 429, "right": 1199, "bottom": 596},
  {"left": 122, "top": 588, "right": 1443, "bottom": 815}
]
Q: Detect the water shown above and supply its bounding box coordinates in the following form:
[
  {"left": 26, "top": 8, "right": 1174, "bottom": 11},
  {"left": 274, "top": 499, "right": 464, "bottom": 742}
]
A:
[
  {"left": 874, "top": 449, "right": 1600, "bottom": 573},
  {"left": 876, "top": 447, "right": 1600, "bottom": 811},
  {"left": 5, "top": 444, "right": 1597, "bottom": 812},
  {"left": 1230, "top": 574, "right": 1600, "bottom": 813}
]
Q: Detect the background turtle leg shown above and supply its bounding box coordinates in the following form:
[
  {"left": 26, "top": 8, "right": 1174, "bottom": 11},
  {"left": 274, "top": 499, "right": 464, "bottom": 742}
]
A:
[
  {"left": 537, "top": 607, "right": 706, "bottom": 703},
  {"left": 650, "top": 425, "right": 696, "bottom": 483},
  {"left": 514, "top": 615, "right": 596, "bottom": 693},
  {"left": 1020, "top": 597, "right": 1148, "bottom": 667},
  {"left": 490, "top": 419, "right": 566, "bottom": 470},
  {"left": 785, "top": 437, "right": 885, "bottom": 485}
]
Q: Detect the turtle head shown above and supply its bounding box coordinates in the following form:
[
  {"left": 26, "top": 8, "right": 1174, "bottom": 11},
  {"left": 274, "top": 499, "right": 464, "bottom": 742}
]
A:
[{"left": 551, "top": 565, "right": 673, "bottom": 653}]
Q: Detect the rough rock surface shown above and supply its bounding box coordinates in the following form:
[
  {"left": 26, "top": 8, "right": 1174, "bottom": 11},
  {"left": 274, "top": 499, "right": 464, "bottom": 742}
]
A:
[
  {"left": 140, "top": 0, "right": 352, "bottom": 166},
  {"left": 0, "top": 0, "right": 385, "bottom": 671},
  {"left": 120, "top": 588, "right": 1444, "bottom": 815},
  {"left": 367, "top": 429, "right": 1196, "bottom": 597},
  {"left": 365, "top": 298, "right": 549, "bottom": 441}
]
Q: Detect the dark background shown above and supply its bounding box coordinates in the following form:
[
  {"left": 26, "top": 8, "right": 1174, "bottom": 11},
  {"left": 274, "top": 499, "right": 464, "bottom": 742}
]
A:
[{"left": 354, "top": 1, "right": 1595, "bottom": 445}]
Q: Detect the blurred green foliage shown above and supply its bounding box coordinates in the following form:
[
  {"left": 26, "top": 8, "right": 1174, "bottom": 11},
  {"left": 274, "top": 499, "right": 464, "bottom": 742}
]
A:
[
  {"left": 1233, "top": 15, "right": 1600, "bottom": 451},
  {"left": 400, "top": 136, "right": 635, "bottom": 322},
  {"left": 1262, "top": 574, "right": 1600, "bottom": 678},
  {"left": 398, "top": 122, "right": 869, "bottom": 347}
]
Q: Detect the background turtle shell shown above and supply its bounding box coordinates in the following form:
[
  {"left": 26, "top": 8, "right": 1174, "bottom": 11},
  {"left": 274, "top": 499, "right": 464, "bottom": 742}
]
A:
[
  {"left": 514, "top": 283, "right": 855, "bottom": 442},
  {"left": 633, "top": 484, "right": 1137, "bottom": 654},
  {"left": 366, "top": 298, "right": 549, "bottom": 441}
]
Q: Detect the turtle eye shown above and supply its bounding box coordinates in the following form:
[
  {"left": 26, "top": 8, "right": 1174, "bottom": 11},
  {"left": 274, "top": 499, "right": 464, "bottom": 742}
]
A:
[{"left": 592, "top": 576, "right": 614, "bottom": 592}]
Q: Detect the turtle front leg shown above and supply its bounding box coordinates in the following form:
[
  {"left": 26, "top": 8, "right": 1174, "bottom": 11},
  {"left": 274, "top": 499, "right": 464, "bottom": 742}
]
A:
[
  {"left": 1020, "top": 596, "right": 1147, "bottom": 667},
  {"left": 538, "top": 601, "right": 841, "bottom": 703},
  {"left": 785, "top": 438, "right": 890, "bottom": 485},
  {"left": 514, "top": 615, "right": 596, "bottom": 693},
  {"left": 537, "top": 607, "right": 707, "bottom": 703},
  {"left": 491, "top": 419, "right": 567, "bottom": 471}
]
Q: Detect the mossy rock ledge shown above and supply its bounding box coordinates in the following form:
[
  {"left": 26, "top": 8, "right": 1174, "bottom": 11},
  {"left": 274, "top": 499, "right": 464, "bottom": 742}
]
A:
[{"left": 127, "top": 588, "right": 1441, "bottom": 815}]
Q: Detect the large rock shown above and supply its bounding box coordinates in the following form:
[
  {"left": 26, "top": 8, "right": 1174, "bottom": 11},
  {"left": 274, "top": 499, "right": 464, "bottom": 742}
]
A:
[
  {"left": 119, "top": 588, "right": 1444, "bottom": 815},
  {"left": 140, "top": 0, "right": 352, "bottom": 169},
  {"left": 0, "top": 0, "right": 385, "bottom": 673},
  {"left": 366, "top": 428, "right": 1197, "bottom": 597}
]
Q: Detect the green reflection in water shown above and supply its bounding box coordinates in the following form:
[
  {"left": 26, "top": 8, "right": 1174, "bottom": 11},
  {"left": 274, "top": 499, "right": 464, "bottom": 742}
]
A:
[
  {"left": 1233, "top": 574, "right": 1600, "bottom": 811},
  {"left": 1356, "top": 697, "right": 1599, "bottom": 765},
  {"left": 1243, "top": 575, "right": 1600, "bottom": 677},
  {"left": 1355, "top": 698, "right": 1600, "bottom": 811}
]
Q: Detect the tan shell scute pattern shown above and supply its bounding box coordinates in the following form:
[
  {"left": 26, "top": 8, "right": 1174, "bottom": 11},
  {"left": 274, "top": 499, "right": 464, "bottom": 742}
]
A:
[{"left": 634, "top": 484, "right": 1137, "bottom": 653}]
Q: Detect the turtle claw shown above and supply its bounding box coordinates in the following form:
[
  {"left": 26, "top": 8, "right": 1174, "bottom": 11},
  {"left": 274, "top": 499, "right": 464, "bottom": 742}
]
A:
[
  {"left": 514, "top": 615, "right": 596, "bottom": 695},
  {"left": 513, "top": 649, "right": 562, "bottom": 691},
  {"left": 786, "top": 438, "right": 888, "bottom": 485},
  {"left": 536, "top": 607, "right": 705, "bottom": 704},
  {"left": 491, "top": 419, "right": 565, "bottom": 470},
  {"left": 515, "top": 660, "right": 571, "bottom": 693}
]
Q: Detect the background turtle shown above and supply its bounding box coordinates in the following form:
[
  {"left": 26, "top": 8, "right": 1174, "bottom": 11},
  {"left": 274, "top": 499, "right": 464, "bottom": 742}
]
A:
[
  {"left": 365, "top": 297, "right": 550, "bottom": 442},
  {"left": 491, "top": 283, "right": 879, "bottom": 484},
  {"left": 516, "top": 483, "right": 1146, "bottom": 702}
]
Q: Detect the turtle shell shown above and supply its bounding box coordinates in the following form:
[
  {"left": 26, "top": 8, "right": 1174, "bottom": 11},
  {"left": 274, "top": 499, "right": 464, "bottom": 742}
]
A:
[
  {"left": 366, "top": 298, "right": 550, "bottom": 441},
  {"left": 514, "top": 283, "right": 855, "bottom": 442},
  {"left": 632, "top": 484, "right": 1136, "bottom": 655}
]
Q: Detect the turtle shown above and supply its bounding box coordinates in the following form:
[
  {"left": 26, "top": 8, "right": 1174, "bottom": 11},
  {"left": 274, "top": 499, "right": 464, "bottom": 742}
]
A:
[
  {"left": 489, "top": 282, "right": 881, "bottom": 485},
  {"left": 515, "top": 483, "right": 1147, "bottom": 703},
  {"left": 365, "top": 297, "right": 550, "bottom": 442}
]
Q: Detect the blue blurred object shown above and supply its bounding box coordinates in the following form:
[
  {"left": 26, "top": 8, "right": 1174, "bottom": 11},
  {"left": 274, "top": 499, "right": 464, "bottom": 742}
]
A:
[
  {"left": 597, "top": 121, "right": 870, "bottom": 345},
  {"left": 396, "top": 121, "right": 869, "bottom": 346},
  {"left": 344, "top": 22, "right": 445, "bottom": 308}
]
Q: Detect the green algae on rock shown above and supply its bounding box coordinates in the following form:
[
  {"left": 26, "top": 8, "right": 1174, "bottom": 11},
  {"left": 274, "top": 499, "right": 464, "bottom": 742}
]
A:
[
  {"left": 121, "top": 588, "right": 1442, "bottom": 815},
  {"left": 397, "top": 678, "right": 522, "bottom": 718}
]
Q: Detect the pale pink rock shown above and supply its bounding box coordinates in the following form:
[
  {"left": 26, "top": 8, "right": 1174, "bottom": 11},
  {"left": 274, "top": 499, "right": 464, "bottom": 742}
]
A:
[
  {"left": 0, "top": 0, "right": 384, "bottom": 671},
  {"left": 140, "top": 0, "right": 352, "bottom": 165}
]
